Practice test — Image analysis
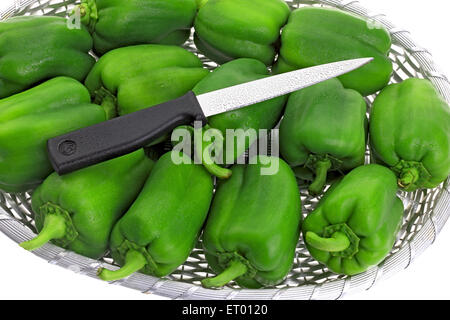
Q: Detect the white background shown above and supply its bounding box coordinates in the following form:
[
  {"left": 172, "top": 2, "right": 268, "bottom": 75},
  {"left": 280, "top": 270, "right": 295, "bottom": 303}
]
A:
[{"left": 0, "top": 0, "right": 449, "bottom": 300}]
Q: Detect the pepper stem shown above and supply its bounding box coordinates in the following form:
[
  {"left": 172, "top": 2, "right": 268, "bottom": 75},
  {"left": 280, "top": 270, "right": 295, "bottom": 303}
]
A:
[
  {"left": 20, "top": 214, "right": 67, "bottom": 251},
  {"left": 97, "top": 250, "right": 147, "bottom": 281},
  {"left": 309, "top": 159, "right": 332, "bottom": 195},
  {"left": 398, "top": 167, "right": 419, "bottom": 189},
  {"left": 305, "top": 231, "right": 351, "bottom": 253},
  {"left": 202, "top": 259, "right": 247, "bottom": 288}
]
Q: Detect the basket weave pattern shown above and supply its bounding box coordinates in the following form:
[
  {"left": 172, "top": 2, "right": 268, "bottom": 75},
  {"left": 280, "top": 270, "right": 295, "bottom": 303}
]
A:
[{"left": 0, "top": 0, "right": 449, "bottom": 300}]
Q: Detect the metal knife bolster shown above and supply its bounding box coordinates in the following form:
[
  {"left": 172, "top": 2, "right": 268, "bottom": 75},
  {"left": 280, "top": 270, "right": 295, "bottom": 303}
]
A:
[{"left": 47, "top": 92, "right": 205, "bottom": 174}]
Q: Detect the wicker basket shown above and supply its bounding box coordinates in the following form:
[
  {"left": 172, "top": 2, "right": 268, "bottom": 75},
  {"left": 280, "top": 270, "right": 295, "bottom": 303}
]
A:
[{"left": 0, "top": 0, "right": 449, "bottom": 300}]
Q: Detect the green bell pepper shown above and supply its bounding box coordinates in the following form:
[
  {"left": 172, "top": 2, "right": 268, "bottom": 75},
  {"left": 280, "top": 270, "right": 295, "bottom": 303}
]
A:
[
  {"left": 98, "top": 151, "right": 213, "bottom": 281},
  {"left": 0, "top": 16, "right": 95, "bottom": 99},
  {"left": 194, "top": 0, "right": 290, "bottom": 66},
  {"left": 275, "top": 7, "right": 393, "bottom": 96},
  {"left": 19, "top": 150, "right": 154, "bottom": 259},
  {"left": 370, "top": 78, "right": 450, "bottom": 191},
  {"left": 280, "top": 79, "right": 367, "bottom": 195},
  {"left": 201, "top": 156, "right": 301, "bottom": 288},
  {"left": 76, "top": 0, "right": 198, "bottom": 55},
  {"left": 302, "top": 164, "right": 404, "bottom": 275},
  {"left": 85, "top": 44, "right": 209, "bottom": 116},
  {"left": 0, "top": 77, "right": 111, "bottom": 193},
  {"left": 180, "top": 58, "right": 287, "bottom": 179}
]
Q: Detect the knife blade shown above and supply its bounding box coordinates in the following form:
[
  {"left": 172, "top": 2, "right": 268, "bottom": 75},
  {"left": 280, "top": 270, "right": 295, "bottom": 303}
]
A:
[{"left": 47, "top": 57, "right": 373, "bottom": 174}]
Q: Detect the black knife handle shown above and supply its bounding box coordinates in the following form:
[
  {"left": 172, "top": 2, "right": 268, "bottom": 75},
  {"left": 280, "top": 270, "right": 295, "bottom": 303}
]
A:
[{"left": 47, "top": 91, "right": 205, "bottom": 174}]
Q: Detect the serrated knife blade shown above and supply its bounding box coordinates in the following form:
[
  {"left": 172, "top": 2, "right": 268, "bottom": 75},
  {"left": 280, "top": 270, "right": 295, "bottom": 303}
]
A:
[{"left": 47, "top": 57, "right": 373, "bottom": 174}]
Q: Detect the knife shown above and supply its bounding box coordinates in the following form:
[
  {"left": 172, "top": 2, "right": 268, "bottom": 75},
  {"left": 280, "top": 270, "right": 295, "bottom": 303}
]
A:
[{"left": 47, "top": 57, "right": 373, "bottom": 174}]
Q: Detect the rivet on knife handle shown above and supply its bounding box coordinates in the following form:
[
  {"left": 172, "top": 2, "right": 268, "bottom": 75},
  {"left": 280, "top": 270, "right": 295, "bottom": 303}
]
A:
[{"left": 47, "top": 92, "right": 205, "bottom": 175}]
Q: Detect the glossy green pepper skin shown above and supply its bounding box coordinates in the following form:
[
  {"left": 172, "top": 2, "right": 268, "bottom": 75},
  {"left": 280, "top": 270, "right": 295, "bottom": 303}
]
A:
[
  {"left": 0, "top": 16, "right": 95, "bottom": 99},
  {"left": 19, "top": 150, "right": 154, "bottom": 259},
  {"left": 0, "top": 77, "right": 111, "bottom": 193},
  {"left": 185, "top": 58, "right": 287, "bottom": 179},
  {"left": 302, "top": 164, "right": 404, "bottom": 276},
  {"left": 280, "top": 79, "right": 367, "bottom": 195},
  {"left": 370, "top": 78, "right": 450, "bottom": 191},
  {"left": 275, "top": 7, "right": 393, "bottom": 96},
  {"left": 77, "top": 0, "right": 198, "bottom": 55},
  {"left": 85, "top": 45, "right": 209, "bottom": 116},
  {"left": 194, "top": 0, "right": 290, "bottom": 66},
  {"left": 98, "top": 151, "right": 214, "bottom": 281},
  {"left": 202, "top": 156, "right": 301, "bottom": 288}
]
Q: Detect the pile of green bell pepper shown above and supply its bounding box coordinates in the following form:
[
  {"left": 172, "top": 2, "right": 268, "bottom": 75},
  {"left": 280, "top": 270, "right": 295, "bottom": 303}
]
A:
[
  {"left": 280, "top": 78, "right": 367, "bottom": 195},
  {"left": 2, "top": 3, "right": 449, "bottom": 291},
  {"left": 0, "top": 77, "right": 111, "bottom": 193},
  {"left": 0, "top": 16, "right": 95, "bottom": 99},
  {"left": 194, "top": 0, "right": 290, "bottom": 65},
  {"left": 20, "top": 150, "right": 154, "bottom": 259},
  {"left": 76, "top": 0, "right": 198, "bottom": 55}
]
